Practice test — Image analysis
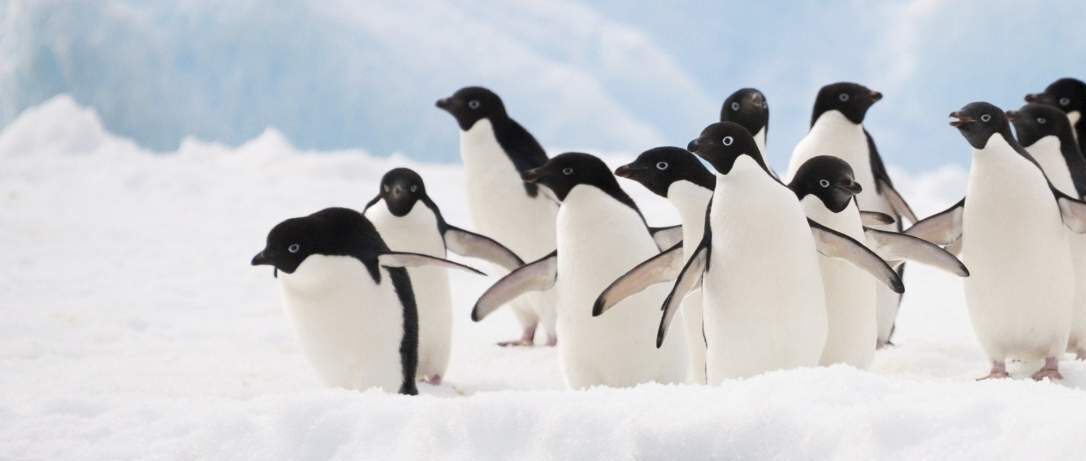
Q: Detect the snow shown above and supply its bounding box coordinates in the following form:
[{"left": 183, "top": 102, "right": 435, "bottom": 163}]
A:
[{"left": 3, "top": 95, "right": 1086, "bottom": 460}]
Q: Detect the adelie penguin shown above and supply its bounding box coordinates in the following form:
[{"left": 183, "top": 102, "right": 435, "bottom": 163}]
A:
[
  {"left": 1026, "top": 78, "right": 1086, "bottom": 154},
  {"left": 471, "top": 153, "right": 689, "bottom": 389},
  {"left": 789, "top": 156, "right": 968, "bottom": 369},
  {"left": 1009, "top": 103, "right": 1086, "bottom": 360},
  {"left": 436, "top": 86, "right": 559, "bottom": 347},
  {"left": 720, "top": 88, "right": 770, "bottom": 155},
  {"left": 251, "top": 207, "right": 485, "bottom": 395},
  {"left": 787, "top": 82, "right": 917, "bottom": 349},
  {"left": 908, "top": 102, "right": 1086, "bottom": 380},
  {"left": 364, "top": 168, "right": 524, "bottom": 385},
  {"left": 598, "top": 123, "right": 902, "bottom": 382}
]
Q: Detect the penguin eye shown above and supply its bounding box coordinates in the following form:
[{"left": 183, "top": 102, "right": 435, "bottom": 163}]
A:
[
  {"left": 1060, "top": 97, "right": 1071, "bottom": 107},
  {"left": 410, "top": 184, "right": 418, "bottom": 192},
  {"left": 562, "top": 167, "right": 574, "bottom": 175},
  {"left": 730, "top": 102, "right": 741, "bottom": 111},
  {"left": 818, "top": 179, "right": 831, "bottom": 188},
  {"left": 838, "top": 93, "right": 850, "bottom": 102},
  {"left": 656, "top": 161, "right": 669, "bottom": 170},
  {"left": 288, "top": 243, "right": 300, "bottom": 254},
  {"left": 980, "top": 114, "right": 992, "bottom": 123},
  {"left": 721, "top": 136, "right": 734, "bottom": 146},
  {"left": 383, "top": 184, "right": 390, "bottom": 193},
  {"left": 1038, "top": 117, "right": 1047, "bottom": 125},
  {"left": 468, "top": 100, "right": 481, "bottom": 110}
]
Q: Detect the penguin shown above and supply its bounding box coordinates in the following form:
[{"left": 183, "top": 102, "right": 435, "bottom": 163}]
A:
[
  {"left": 788, "top": 156, "right": 969, "bottom": 369},
  {"left": 908, "top": 102, "right": 1086, "bottom": 380},
  {"left": 436, "top": 86, "right": 559, "bottom": 347},
  {"left": 250, "top": 207, "right": 485, "bottom": 395},
  {"left": 363, "top": 168, "right": 524, "bottom": 385},
  {"left": 787, "top": 82, "right": 917, "bottom": 348},
  {"left": 1025, "top": 78, "right": 1086, "bottom": 154},
  {"left": 597, "top": 123, "right": 903, "bottom": 383},
  {"left": 471, "top": 153, "right": 689, "bottom": 389},
  {"left": 1008, "top": 103, "right": 1086, "bottom": 360},
  {"left": 720, "top": 88, "right": 770, "bottom": 154}
]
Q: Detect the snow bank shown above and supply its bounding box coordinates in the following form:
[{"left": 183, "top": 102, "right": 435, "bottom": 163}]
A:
[{"left": 2, "top": 97, "right": 1085, "bottom": 460}]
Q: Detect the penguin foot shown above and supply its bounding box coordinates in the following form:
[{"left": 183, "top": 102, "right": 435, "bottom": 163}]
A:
[
  {"left": 420, "top": 374, "right": 443, "bottom": 385},
  {"left": 497, "top": 338, "right": 534, "bottom": 347},
  {"left": 1031, "top": 357, "right": 1062, "bottom": 382},
  {"left": 876, "top": 339, "right": 895, "bottom": 350},
  {"left": 977, "top": 361, "right": 1009, "bottom": 381},
  {"left": 1076, "top": 350, "right": 1086, "bottom": 361},
  {"left": 545, "top": 335, "right": 557, "bottom": 347}
]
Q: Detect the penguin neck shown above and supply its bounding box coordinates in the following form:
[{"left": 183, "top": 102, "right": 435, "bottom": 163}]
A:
[
  {"left": 799, "top": 195, "right": 861, "bottom": 235},
  {"left": 280, "top": 255, "right": 371, "bottom": 294},
  {"left": 717, "top": 155, "right": 777, "bottom": 190},
  {"left": 667, "top": 180, "right": 712, "bottom": 245},
  {"left": 459, "top": 118, "right": 503, "bottom": 166},
  {"left": 810, "top": 110, "right": 864, "bottom": 138},
  {"left": 970, "top": 134, "right": 1041, "bottom": 183},
  {"left": 1025, "top": 136, "right": 1076, "bottom": 196},
  {"left": 753, "top": 128, "right": 767, "bottom": 155},
  {"left": 1068, "top": 111, "right": 1082, "bottom": 142}
]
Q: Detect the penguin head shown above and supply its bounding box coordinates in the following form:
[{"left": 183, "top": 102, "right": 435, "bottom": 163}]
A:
[
  {"left": 788, "top": 156, "right": 862, "bottom": 213},
  {"left": 1025, "top": 78, "right": 1086, "bottom": 116},
  {"left": 376, "top": 167, "right": 427, "bottom": 217},
  {"left": 1008, "top": 103, "right": 1074, "bottom": 148},
  {"left": 687, "top": 122, "right": 766, "bottom": 175},
  {"left": 251, "top": 216, "right": 318, "bottom": 275},
  {"left": 949, "top": 101, "right": 1014, "bottom": 149},
  {"left": 811, "top": 82, "right": 882, "bottom": 125},
  {"left": 521, "top": 152, "right": 620, "bottom": 202},
  {"left": 251, "top": 208, "right": 383, "bottom": 276},
  {"left": 614, "top": 147, "right": 712, "bottom": 198},
  {"left": 720, "top": 88, "right": 769, "bottom": 136},
  {"left": 436, "top": 86, "right": 507, "bottom": 130}
]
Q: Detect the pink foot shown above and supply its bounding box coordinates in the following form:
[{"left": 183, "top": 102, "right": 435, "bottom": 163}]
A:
[
  {"left": 1077, "top": 350, "right": 1086, "bottom": 361},
  {"left": 1031, "top": 357, "right": 1063, "bottom": 381},
  {"left": 977, "top": 361, "right": 1009, "bottom": 381},
  {"left": 497, "top": 325, "right": 536, "bottom": 347},
  {"left": 421, "top": 374, "right": 443, "bottom": 385},
  {"left": 545, "top": 335, "right": 557, "bottom": 347}
]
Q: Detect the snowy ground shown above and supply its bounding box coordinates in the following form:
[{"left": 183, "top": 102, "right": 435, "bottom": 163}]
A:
[{"left": 3, "top": 96, "right": 1086, "bottom": 460}]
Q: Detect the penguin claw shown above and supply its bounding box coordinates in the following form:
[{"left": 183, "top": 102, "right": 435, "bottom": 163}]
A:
[
  {"left": 977, "top": 361, "right": 1009, "bottom": 381},
  {"left": 545, "top": 336, "right": 557, "bottom": 347},
  {"left": 420, "top": 374, "right": 443, "bottom": 385},
  {"left": 497, "top": 338, "right": 534, "bottom": 347},
  {"left": 1031, "top": 357, "right": 1062, "bottom": 381}
]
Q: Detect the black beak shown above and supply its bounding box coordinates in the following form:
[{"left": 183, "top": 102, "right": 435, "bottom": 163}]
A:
[
  {"left": 949, "top": 111, "right": 974, "bottom": 128},
  {"left": 839, "top": 181, "right": 862, "bottom": 194},
  {"left": 614, "top": 164, "right": 644, "bottom": 179},
  {"left": 1025, "top": 93, "right": 1040, "bottom": 103},
  {"left": 1005, "top": 110, "right": 1018, "bottom": 122},
  {"left": 435, "top": 97, "right": 454, "bottom": 111},
  {"left": 251, "top": 250, "right": 271, "bottom": 266},
  {"left": 869, "top": 90, "right": 883, "bottom": 102},
  {"left": 521, "top": 167, "right": 544, "bottom": 183},
  {"left": 687, "top": 138, "right": 704, "bottom": 152},
  {"left": 391, "top": 184, "right": 404, "bottom": 197}
]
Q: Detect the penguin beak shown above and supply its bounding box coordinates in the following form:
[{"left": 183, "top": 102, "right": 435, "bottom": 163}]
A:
[
  {"left": 1005, "top": 110, "right": 1019, "bottom": 122},
  {"left": 614, "top": 164, "right": 645, "bottom": 179},
  {"left": 521, "top": 167, "right": 545, "bottom": 183},
  {"left": 869, "top": 90, "right": 883, "bottom": 102},
  {"left": 251, "top": 250, "right": 271, "bottom": 266},
  {"left": 1025, "top": 93, "right": 1040, "bottom": 103},
  {"left": 435, "top": 97, "right": 456, "bottom": 112},
  {"left": 687, "top": 138, "right": 705, "bottom": 153},
  {"left": 838, "top": 181, "right": 862, "bottom": 194},
  {"left": 949, "top": 111, "right": 974, "bottom": 127}
]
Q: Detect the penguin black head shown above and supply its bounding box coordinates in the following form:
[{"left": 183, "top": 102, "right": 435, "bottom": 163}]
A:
[
  {"left": 1008, "top": 103, "right": 1075, "bottom": 148},
  {"left": 521, "top": 152, "right": 626, "bottom": 203},
  {"left": 720, "top": 88, "right": 769, "bottom": 137},
  {"left": 251, "top": 208, "right": 384, "bottom": 276},
  {"left": 1025, "top": 78, "right": 1086, "bottom": 116},
  {"left": 436, "top": 86, "right": 508, "bottom": 131},
  {"left": 788, "top": 156, "right": 862, "bottom": 213},
  {"left": 687, "top": 122, "right": 767, "bottom": 175},
  {"left": 811, "top": 82, "right": 882, "bottom": 126},
  {"left": 949, "top": 101, "right": 1014, "bottom": 150},
  {"left": 375, "top": 167, "right": 428, "bottom": 217},
  {"left": 614, "top": 147, "right": 714, "bottom": 198}
]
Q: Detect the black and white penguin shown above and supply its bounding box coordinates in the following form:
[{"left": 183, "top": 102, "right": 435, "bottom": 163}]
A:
[
  {"left": 1026, "top": 78, "right": 1086, "bottom": 154},
  {"left": 720, "top": 88, "right": 770, "bottom": 154},
  {"left": 363, "top": 168, "right": 524, "bottom": 385},
  {"left": 909, "top": 102, "right": 1086, "bottom": 380},
  {"left": 251, "top": 208, "right": 485, "bottom": 395},
  {"left": 471, "top": 153, "right": 689, "bottom": 389},
  {"left": 787, "top": 82, "right": 917, "bottom": 348},
  {"left": 436, "top": 86, "right": 558, "bottom": 347},
  {"left": 1009, "top": 103, "right": 1086, "bottom": 360}
]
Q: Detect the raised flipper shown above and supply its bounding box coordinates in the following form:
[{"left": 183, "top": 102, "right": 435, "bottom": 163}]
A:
[
  {"left": 649, "top": 225, "right": 684, "bottom": 251},
  {"left": 442, "top": 224, "right": 524, "bottom": 271},
  {"left": 860, "top": 210, "right": 896, "bottom": 226},
  {"left": 879, "top": 179, "right": 918, "bottom": 224},
  {"left": 471, "top": 251, "right": 557, "bottom": 321},
  {"left": 593, "top": 242, "right": 684, "bottom": 317},
  {"left": 1053, "top": 187, "right": 1086, "bottom": 233},
  {"left": 905, "top": 198, "right": 965, "bottom": 245},
  {"left": 657, "top": 242, "right": 709, "bottom": 348},
  {"left": 378, "top": 252, "right": 486, "bottom": 276},
  {"left": 864, "top": 227, "right": 969, "bottom": 277},
  {"left": 809, "top": 219, "right": 904, "bottom": 293}
]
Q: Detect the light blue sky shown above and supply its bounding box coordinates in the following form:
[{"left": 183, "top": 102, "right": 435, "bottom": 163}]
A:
[{"left": 2, "top": 0, "right": 1084, "bottom": 171}]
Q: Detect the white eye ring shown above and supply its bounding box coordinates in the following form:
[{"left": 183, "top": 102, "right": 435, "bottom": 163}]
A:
[
  {"left": 1038, "top": 117, "right": 1047, "bottom": 124},
  {"left": 288, "top": 243, "right": 300, "bottom": 253},
  {"left": 818, "top": 179, "right": 831, "bottom": 188},
  {"left": 410, "top": 184, "right": 418, "bottom": 192},
  {"left": 1060, "top": 97, "right": 1071, "bottom": 107},
  {"left": 980, "top": 114, "right": 992, "bottom": 122},
  {"left": 722, "top": 136, "right": 734, "bottom": 146},
  {"left": 730, "top": 101, "right": 741, "bottom": 111},
  {"left": 468, "top": 100, "right": 481, "bottom": 109},
  {"left": 383, "top": 185, "right": 390, "bottom": 192},
  {"left": 838, "top": 93, "right": 850, "bottom": 102},
  {"left": 562, "top": 167, "right": 573, "bottom": 175},
  {"left": 656, "top": 161, "right": 669, "bottom": 170}
]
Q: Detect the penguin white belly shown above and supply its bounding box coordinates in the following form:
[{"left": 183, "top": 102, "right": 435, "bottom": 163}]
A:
[
  {"left": 800, "top": 197, "right": 876, "bottom": 369},
  {"left": 667, "top": 181, "right": 711, "bottom": 383},
  {"left": 1025, "top": 136, "right": 1086, "bottom": 355},
  {"left": 556, "top": 187, "right": 688, "bottom": 388},
  {"left": 278, "top": 256, "right": 405, "bottom": 392},
  {"left": 365, "top": 204, "right": 451, "bottom": 379},
  {"left": 461, "top": 120, "right": 558, "bottom": 335},
  {"left": 962, "top": 139, "right": 1073, "bottom": 361},
  {"left": 703, "top": 158, "right": 828, "bottom": 382}
]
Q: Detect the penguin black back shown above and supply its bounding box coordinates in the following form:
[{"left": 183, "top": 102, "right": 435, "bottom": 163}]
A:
[{"left": 615, "top": 147, "right": 715, "bottom": 198}]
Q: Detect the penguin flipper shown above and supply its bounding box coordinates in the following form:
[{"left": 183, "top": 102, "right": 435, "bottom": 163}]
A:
[
  {"left": 443, "top": 224, "right": 525, "bottom": 271},
  {"left": 860, "top": 210, "right": 896, "bottom": 226},
  {"left": 378, "top": 252, "right": 486, "bottom": 276},
  {"left": 809, "top": 219, "right": 904, "bottom": 293},
  {"left": 594, "top": 242, "right": 684, "bottom": 317},
  {"left": 649, "top": 225, "right": 684, "bottom": 251},
  {"left": 657, "top": 242, "right": 708, "bottom": 348},
  {"left": 471, "top": 251, "right": 557, "bottom": 322},
  {"left": 879, "top": 179, "right": 918, "bottom": 225},
  {"left": 1053, "top": 187, "right": 1086, "bottom": 233},
  {"left": 863, "top": 227, "right": 969, "bottom": 277},
  {"left": 905, "top": 198, "right": 965, "bottom": 245}
]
